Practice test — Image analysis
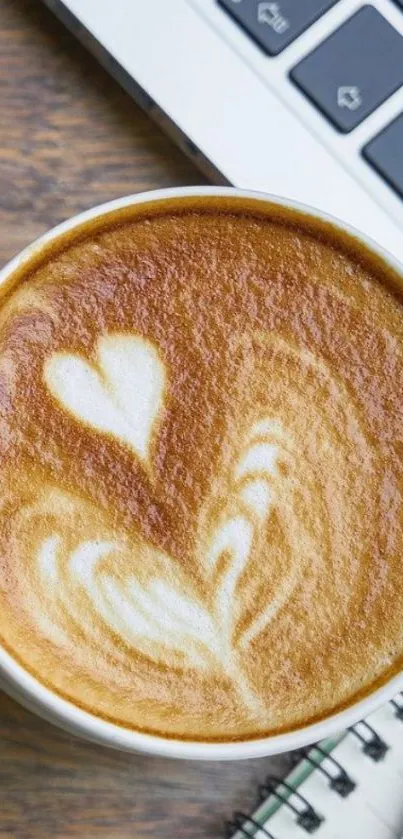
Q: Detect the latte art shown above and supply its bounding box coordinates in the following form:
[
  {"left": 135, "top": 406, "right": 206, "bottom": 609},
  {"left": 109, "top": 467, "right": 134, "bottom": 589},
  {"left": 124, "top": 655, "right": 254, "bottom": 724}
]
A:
[
  {"left": 1, "top": 196, "right": 403, "bottom": 741},
  {"left": 45, "top": 335, "right": 166, "bottom": 464}
]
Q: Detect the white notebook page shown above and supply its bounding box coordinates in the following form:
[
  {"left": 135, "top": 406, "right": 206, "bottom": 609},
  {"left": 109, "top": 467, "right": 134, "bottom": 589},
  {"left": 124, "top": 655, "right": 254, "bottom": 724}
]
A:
[{"left": 253, "top": 701, "right": 403, "bottom": 839}]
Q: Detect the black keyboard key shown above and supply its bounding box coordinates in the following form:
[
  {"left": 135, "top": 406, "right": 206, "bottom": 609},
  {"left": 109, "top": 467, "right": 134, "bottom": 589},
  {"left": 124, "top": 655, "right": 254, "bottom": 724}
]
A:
[
  {"left": 394, "top": 0, "right": 403, "bottom": 9},
  {"left": 218, "top": 0, "right": 339, "bottom": 56},
  {"left": 363, "top": 112, "right": 403, "bottom": 199},
  {"left": 290, "top": 6, "right": 403, "bottom": 132}
]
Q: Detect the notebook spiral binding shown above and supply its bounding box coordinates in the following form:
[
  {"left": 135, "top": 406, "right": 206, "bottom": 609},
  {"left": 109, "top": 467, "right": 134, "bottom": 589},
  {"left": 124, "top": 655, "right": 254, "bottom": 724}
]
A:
[{"left": 225, "top": 694, "right": 403, "bottom": 838}]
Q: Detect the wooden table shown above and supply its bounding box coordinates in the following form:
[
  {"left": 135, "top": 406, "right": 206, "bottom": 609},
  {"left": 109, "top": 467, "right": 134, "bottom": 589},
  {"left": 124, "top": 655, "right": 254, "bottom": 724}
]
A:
[{"left": 0, "top": 2, "right": 290, "bottom": 836}]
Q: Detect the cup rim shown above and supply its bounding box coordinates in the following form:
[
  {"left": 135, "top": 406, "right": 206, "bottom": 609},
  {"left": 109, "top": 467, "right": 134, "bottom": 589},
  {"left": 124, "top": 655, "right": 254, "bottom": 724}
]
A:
[{"left": 1, "top": 184, "right": 403, "bottom": 760}]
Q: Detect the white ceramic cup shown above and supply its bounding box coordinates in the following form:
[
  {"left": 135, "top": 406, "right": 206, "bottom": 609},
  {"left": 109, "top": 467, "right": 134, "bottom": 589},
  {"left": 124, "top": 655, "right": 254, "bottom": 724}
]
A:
[{"left": 1, "top": 185, "right": 403, "bottom": 761}]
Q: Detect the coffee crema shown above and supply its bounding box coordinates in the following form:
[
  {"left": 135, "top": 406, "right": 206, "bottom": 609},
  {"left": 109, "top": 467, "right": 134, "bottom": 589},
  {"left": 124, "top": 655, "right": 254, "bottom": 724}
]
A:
[{"left": 0, "top": 195, "right": 403, "bottom": 742}]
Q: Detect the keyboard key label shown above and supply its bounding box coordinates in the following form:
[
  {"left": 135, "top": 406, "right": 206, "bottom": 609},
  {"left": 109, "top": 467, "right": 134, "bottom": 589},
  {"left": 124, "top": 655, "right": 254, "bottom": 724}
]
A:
[
  {"left": 257, "top": 2, "right": 290, "bottom": 34},
  {"left": 337, "top": 86, "right": 362, "bottom": 111}
]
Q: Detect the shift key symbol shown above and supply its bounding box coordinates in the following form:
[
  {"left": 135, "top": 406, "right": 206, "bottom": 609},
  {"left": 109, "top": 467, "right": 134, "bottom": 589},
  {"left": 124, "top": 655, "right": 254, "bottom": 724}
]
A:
[
  {"left": 257, "top": 2, "right": 290, "bottom": 34},
  {"left": 337, "top": 85, "right": 362, "bottom": 111}
]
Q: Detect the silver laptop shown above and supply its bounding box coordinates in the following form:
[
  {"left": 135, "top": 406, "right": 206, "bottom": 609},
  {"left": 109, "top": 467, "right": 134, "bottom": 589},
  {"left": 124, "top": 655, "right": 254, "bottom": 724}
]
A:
[{"left": 42, "top": 0, "right": 403, "bottom": 262}]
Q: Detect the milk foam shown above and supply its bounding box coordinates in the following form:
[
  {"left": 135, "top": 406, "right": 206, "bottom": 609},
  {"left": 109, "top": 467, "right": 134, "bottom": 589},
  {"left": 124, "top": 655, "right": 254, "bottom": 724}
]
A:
[
  {"left": 11, "top": 331, "right": 381, "bottom": 722},
  {"left": 1, "top": 199, "right": 403, "bottom": 741},
  {"left": 45, "top": 335, "right": 165, "bottom": 463}
]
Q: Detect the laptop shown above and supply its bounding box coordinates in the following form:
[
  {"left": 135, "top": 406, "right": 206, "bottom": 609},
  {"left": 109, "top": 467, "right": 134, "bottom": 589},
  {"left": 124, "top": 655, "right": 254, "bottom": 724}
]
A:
[{"left": 41, "top": 0, "right": 403, "bottom": 262}]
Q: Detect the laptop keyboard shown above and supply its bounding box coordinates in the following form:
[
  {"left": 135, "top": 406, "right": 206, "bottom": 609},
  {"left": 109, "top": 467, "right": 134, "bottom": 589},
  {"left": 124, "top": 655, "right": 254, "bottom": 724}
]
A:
[{"left": 217, "top": 0, "right": 403, "bottom": 200}]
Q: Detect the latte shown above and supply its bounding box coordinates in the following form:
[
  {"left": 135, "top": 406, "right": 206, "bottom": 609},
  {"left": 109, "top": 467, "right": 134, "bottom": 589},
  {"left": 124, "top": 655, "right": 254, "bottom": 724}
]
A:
[{"left": 0, "top": 195, "right": 403, "bottom": 742}]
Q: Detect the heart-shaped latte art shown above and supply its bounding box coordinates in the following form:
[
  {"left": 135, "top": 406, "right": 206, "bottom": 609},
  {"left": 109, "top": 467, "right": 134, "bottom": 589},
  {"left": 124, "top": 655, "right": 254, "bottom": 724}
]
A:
[
  {"left": 27, "top": 323, "right": 376, "bottom": 731},
  {"left": 38, "top": 329, "right": 340, "bottom": 722},
  {"left": 44, "top": 334, "right": 165, "bottom": 462}
]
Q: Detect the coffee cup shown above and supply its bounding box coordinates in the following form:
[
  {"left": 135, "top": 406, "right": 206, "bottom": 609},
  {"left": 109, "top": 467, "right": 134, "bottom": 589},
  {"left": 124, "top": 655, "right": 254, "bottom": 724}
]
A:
[{"left": 1, "top": 186, "right": 402, "bottom": 760}]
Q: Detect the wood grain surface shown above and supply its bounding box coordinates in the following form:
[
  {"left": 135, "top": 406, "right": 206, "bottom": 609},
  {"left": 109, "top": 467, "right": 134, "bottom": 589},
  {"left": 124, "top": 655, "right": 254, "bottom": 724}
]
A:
[{"left": 0, "top": 2, "right": 290, "bottom": 836}]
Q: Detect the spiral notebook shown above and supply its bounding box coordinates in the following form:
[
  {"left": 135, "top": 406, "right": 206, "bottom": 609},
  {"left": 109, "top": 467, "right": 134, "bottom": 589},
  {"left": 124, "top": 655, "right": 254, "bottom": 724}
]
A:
[{"left": 227, "top": 695, "right": 403, "bottom": 839}]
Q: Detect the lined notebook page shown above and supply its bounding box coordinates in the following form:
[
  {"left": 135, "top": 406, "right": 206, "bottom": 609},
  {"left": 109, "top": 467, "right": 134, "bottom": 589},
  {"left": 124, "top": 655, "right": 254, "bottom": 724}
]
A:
[{"left": 254, "top": 702, "right": 403, "bottom": 839}]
